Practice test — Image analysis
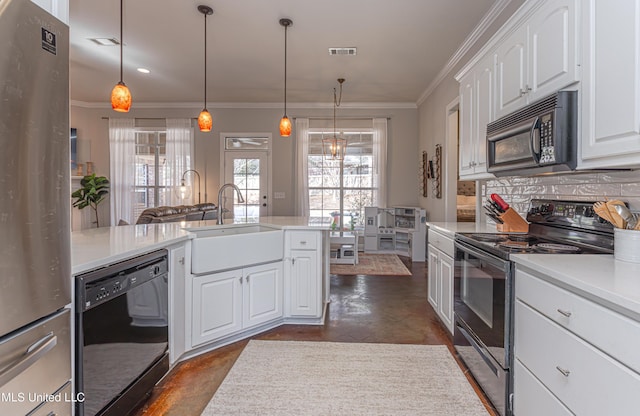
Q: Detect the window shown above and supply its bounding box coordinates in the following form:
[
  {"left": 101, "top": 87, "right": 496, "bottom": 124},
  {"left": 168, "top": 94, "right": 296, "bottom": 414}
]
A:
[
  {"left": 308, "top": 130, "right": 377, "bottom": 229},
  {"left": 133, "top": 130, "right": 169, "bottom": 220}
]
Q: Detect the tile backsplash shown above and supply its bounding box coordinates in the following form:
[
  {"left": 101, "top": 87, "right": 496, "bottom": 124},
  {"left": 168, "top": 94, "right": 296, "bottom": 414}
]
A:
[{"left": 482, "top": 170, "right": 640, "bottom": 216}]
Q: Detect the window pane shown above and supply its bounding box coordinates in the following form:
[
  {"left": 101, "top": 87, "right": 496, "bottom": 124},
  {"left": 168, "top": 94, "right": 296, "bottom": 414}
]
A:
[{"left": 225, "top": 137, "right": 269, "bottom": 150}]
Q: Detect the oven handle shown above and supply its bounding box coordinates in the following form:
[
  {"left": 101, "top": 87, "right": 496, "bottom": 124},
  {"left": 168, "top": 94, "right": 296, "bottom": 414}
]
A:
[
  {"left": 529, "top": 116, "right": 541, "bottom": 164},
  {"left": 457, "top": 323, "right": 500, "bottom": 377},
  {"left": 454, "top": 241, "right": 510, "bottom": 272}
]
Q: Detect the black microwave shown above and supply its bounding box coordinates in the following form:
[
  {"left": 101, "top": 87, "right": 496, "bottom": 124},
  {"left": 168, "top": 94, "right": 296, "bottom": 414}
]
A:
[{"left": 487, "top": 90, "right": 577, "bottom": 176}]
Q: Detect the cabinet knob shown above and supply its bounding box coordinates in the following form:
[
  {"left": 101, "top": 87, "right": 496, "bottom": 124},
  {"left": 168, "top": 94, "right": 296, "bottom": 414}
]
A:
[
  {"left": 239, "top": 276, "right": 243, "bottom": 284},
  {"left": 556, "top": 308, "right": 572, "bottom": 318},
  {"left": 300, "top": 241, "right": 307, "bottom": 244},
  {"left": 179, "top": 257, "right": 185, "bottom": 265},
  {"left": 292, "top": 258, "right": 296, "bottom": 265},
  {"left": 246, "top": 275, "right": 250, "bottom": 282},
  {"left": 556, "top": 366, "right": 571, "bottom": 377}
]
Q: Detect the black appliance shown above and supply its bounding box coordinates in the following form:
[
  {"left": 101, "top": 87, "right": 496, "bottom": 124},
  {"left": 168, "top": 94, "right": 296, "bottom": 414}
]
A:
[
  {"left": 487, "top": 91, "right": 577, "bottom": 176},
  {"left": 453, "top": 199, "right": 614, "bottom": 416},
  {"left": 75, "top": 250, "right": 169, "bottom": 416}
]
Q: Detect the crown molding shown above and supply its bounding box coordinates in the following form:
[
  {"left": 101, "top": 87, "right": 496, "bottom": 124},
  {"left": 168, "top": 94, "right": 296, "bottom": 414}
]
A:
[
  {"left": 70, "top": 100, "right": 417, "bottom": 110},
  {"left": 416, "top": 0, "right": 514, "bottom": 106}
]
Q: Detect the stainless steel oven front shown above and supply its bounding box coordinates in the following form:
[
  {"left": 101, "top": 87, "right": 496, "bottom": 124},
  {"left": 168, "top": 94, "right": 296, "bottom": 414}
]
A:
[{"left": 454, "top": 240, "right": 513, "bottom": 416}]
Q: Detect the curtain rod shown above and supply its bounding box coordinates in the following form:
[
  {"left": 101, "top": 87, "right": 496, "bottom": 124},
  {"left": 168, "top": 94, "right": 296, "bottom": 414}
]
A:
[{"left": 291, "top": 116, "right": 391, "bottom": 120}]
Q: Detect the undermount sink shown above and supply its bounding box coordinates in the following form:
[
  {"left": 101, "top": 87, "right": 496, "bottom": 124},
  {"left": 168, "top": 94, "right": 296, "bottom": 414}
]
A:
[{"left": 190, "top": 225, "right": 284, "bottom": 274}]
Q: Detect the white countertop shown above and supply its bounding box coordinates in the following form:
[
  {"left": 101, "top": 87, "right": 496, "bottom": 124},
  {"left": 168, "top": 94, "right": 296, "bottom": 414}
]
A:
[
  {"left": 512, "top": 254, "right": 640, "bottom": 321},
  {"left": 72, "top": 217, "right": 330, "bottom": 275},
  {"left": 426, "top": 221, "right": 499, "bottom": 237},
  {"left": 71, "top": 223, "right": 191, "bottom": 275}
]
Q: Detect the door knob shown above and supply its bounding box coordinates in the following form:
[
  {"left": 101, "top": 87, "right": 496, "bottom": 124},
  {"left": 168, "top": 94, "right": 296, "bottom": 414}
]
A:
[{"left": 262, "top": 203, "right": 267, "bottom": 207}]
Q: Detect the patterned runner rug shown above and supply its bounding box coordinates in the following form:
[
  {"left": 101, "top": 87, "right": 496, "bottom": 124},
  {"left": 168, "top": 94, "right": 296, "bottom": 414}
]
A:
[
  {"left": 330, "top": 253, "right": 411, "bottom": 276},
  {"left": 201, "top": 340, "right": 488, "bottom": 415}
]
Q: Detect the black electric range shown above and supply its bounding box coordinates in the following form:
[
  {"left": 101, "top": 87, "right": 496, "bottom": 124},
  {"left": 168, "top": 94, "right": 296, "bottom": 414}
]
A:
[{"left": 456, "top": 199, "right": 615, "bottom": 261}]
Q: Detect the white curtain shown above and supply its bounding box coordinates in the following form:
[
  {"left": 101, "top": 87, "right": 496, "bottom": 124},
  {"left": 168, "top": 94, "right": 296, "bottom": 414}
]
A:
[
  {"left": 109, "top": 118, "right": 136, "bottom": 225},
  {"left": 294, "top": 118, "right": 310, "bottom": 216},
  {"left": 165, "top": 119, "right": 194, "bottom": 206},
  {"left": 373, "top": 118, "right": 388, "bottom": 208}
]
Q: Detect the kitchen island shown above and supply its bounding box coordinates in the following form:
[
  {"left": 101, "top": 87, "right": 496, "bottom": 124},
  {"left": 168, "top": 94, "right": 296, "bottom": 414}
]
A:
[{"left": 71, "top": 217, "right": 331, "bottom": 364}]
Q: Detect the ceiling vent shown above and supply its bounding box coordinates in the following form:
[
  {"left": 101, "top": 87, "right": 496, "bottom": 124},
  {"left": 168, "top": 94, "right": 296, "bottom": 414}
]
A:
[
  {"left": 89, "top": 37, "right": 120, "bottom": 46},
  {"left": 329, "top": 47, "right": 357, "bottom": 56}
]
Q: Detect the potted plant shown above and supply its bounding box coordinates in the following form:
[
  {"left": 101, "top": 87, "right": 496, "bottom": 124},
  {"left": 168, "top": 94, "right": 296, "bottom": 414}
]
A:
[{"left": 72, "top": 173, "right": 110, "bottom": 227}]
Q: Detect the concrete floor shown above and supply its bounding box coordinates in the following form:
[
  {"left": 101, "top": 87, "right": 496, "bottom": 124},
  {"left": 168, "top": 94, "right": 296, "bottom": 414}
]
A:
[{"left": 135, "top": 259, "right": 497, "bottom": 415}]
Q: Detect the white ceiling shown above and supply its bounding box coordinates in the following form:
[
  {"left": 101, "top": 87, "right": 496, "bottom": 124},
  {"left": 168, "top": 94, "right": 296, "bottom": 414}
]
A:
[{"left": 69, "top": 0, "right": 496, "bottom": 105}]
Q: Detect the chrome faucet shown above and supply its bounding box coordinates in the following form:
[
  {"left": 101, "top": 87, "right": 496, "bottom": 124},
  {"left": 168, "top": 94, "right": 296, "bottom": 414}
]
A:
[{"left": 217, "top": 183, "right": 245, "bottom": 225}]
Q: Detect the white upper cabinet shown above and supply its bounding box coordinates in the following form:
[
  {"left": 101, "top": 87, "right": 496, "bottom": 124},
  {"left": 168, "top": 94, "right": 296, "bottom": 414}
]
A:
[
  {"left": 495, "top": 0, "right": 579, "bottom": 119},
  {"left": 458, "top": 53, "right": 496, "bottom": 180},
  {"left": 579, "top": 0, "right": 640, "bottom": 169}
]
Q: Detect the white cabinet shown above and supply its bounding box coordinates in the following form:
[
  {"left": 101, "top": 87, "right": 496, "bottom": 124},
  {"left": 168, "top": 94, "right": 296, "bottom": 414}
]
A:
[
  {"left": 513, "top": 267, "right": 640, "bottom": 415},
  {"left": 495, "top": 0, "right": 579, "bottom": 119},
  {"left": 579, "top": 0, "right": 640, "bottom": 169},
  {"left": 427, "top": 229, "right": 454, "bottom": 334},
  {"left": 30, "top": 0, "right": 69, "bottom": 24},
  {"left": 191, "top": 261, "right": 283, "bottom": 347},
  {"left": 168, "top": 243, "right": 186, "bottom": 364},
  {"left": 459, "top": 54, "right": 495, "bottom": 180},
  {"left": 285, "top": 231, "right": 323, "bottom": 318}
]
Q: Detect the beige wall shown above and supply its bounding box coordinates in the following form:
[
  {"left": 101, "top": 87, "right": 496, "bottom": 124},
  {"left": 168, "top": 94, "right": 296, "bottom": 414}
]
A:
[
  {"left": 71, "top": 104, "right": 418, "bottom": 225},
  {"left": 417, "top": 0, "right": 526, "bottom": 221}
]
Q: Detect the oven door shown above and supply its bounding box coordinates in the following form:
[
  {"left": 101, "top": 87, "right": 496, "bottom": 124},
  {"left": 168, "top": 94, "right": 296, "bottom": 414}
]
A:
[
  {"left": 487, "top": 117, "right": 540, "bottom": 174},
  {"left": 454, "top": 240, "right": 512, "bottom": 368}
]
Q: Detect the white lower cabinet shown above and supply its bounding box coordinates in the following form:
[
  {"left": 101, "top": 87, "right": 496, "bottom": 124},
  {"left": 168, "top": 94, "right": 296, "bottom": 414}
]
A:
[
  {"left": 427, "top": 229, "right": 454, "bottom": 335},
  {"left": 514, "top": 267, "right": 640, "bottom": 415},
  {"left": 285, "top": 231, "right": 323, "bottom": 318},
  {"left": 191, "top": 261, "right": 283, "bottom": 347}
]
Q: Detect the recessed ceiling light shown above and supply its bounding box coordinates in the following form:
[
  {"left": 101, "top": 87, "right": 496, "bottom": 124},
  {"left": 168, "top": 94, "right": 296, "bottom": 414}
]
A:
[
  {"left": 137, "top": 68, "right": 150, "bottom": 74},
  {"left": 328, "top": 47, "right": 357, "bottom": 56},
  {"left": 89, "top": 37, "right": 120, "bottom": 46}
]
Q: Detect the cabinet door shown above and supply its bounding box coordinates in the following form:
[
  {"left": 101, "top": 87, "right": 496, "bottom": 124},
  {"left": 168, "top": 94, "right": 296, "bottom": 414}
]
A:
[
  {"left": 474, "top": 54, "right": 495, "bottom": 175},
  {"left": 438, "top": 253, "right": 454, "bottom": 334},
  {"left": 191, "top": 270, "right": 242, "bottom": 347},
  {"left": 169, "top": 244, "right": 186, "bottom": 363},
  {"left": 580, "top": 0, "right": 640, "bottom": 168},
  {"left": 528, "top": 0, "right": 579, "bottom": 101},
  {"left": 287, "top": 250, "right": 320, "bottom": 317},
  {"left": 243, "top": 262, "right": 283, "bottom": 328},
  {"left": 459, "top": 72, "right": 476, "bottom": 177},
  {"left": 427, "top": 247, "right": 439, "bottom": 311},
  {"left": 496, "top": 25, "right": 528, "bottom": 118}
]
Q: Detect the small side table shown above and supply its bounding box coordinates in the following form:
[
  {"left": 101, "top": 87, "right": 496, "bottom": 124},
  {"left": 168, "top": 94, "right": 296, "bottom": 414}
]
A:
[{"left": 329, "top": 231, "right": 359, "bottom": 265}]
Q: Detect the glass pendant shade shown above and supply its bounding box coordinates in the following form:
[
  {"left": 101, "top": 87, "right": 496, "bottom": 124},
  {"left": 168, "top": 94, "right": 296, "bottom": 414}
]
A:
[
  {"left": 177, "top": 179, "right": 192, "bottom": 200},
  {"left": 322, "top": 136, "right": 347, "bottom": 160},
  {"left": 279, "top": 115, "right": 291, "bottom": 137},
  {"left": 111, "top": 81, "right": 131, "bottom": 112},
  {"left": 198, "top": 109, "right": 212, "bottom": 132}
]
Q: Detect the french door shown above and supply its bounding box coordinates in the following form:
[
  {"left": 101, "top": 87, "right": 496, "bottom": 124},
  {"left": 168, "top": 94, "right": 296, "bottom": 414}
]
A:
[{"left": 223, "top": 151, "right": 269, "bottom": 222}]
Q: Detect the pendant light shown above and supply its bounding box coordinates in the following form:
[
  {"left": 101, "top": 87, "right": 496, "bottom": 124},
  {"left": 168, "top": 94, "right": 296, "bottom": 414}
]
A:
[
  {"left": 111, "top": 0, "right": 131, "bottom": 112},
  {"left": 197, "top": 5, "right": 214, "bottom": 132},
  {"left": 279, "top": 18, "right": 293, "bottom": 137},
  {"left": 323, "top": 78, "right": 347, "bottom": 160}
]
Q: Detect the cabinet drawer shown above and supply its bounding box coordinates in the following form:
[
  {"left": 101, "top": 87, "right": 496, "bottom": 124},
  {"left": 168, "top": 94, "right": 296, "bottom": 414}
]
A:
[
  {"left": 515, "top": 300, "right": 640, "bottom": 415},
  {"left": 514, "top": 359, "right": 572, "bottom": 416},
  {"left": 515, "top": 268, "right": 640, "bottom": 374},
  {"left": 428, "top": 229, "right": 454, "bottom": 256},
  {"left": 288, "top": 231, "right": 317, "bottom": 250}
]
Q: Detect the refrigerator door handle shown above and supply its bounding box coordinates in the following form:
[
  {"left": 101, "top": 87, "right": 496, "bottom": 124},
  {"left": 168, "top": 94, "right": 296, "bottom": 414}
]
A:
[{"left": 0, "top": 332, "right": 57, "bottom": 388}]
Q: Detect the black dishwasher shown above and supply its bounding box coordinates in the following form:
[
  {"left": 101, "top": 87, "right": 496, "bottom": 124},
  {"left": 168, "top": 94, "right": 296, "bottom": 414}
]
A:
[{"left": 75, "top": 250, "right": 169, "bottom": 416}]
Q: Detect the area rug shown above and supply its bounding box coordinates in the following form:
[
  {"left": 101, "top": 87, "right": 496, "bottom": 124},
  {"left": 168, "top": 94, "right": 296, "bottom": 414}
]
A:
[
  {"left": 201, "top": 340, "right": 488, "bottom": 415},
  {"left": 330, "top": 253, "right": 411, "bottom": 276}
]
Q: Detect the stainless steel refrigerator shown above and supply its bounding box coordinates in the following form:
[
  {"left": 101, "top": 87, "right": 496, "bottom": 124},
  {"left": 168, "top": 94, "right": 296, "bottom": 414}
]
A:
[{"left": 0, "top": 1, "right": 72, "bottom": 415}]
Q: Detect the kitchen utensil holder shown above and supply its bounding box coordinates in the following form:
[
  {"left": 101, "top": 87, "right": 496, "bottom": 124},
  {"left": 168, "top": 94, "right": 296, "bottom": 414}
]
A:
[
  {"left": 496, "top": 208, "right": 529, "bottom": 232},
  {"left": 614, "top": 228, "right": 640, "bottom": 263}
]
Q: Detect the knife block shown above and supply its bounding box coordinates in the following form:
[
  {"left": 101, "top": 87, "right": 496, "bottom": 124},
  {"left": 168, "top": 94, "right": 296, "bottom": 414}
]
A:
[{"left": 496, "top": 208, "right": 529, "bottom": 233}]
